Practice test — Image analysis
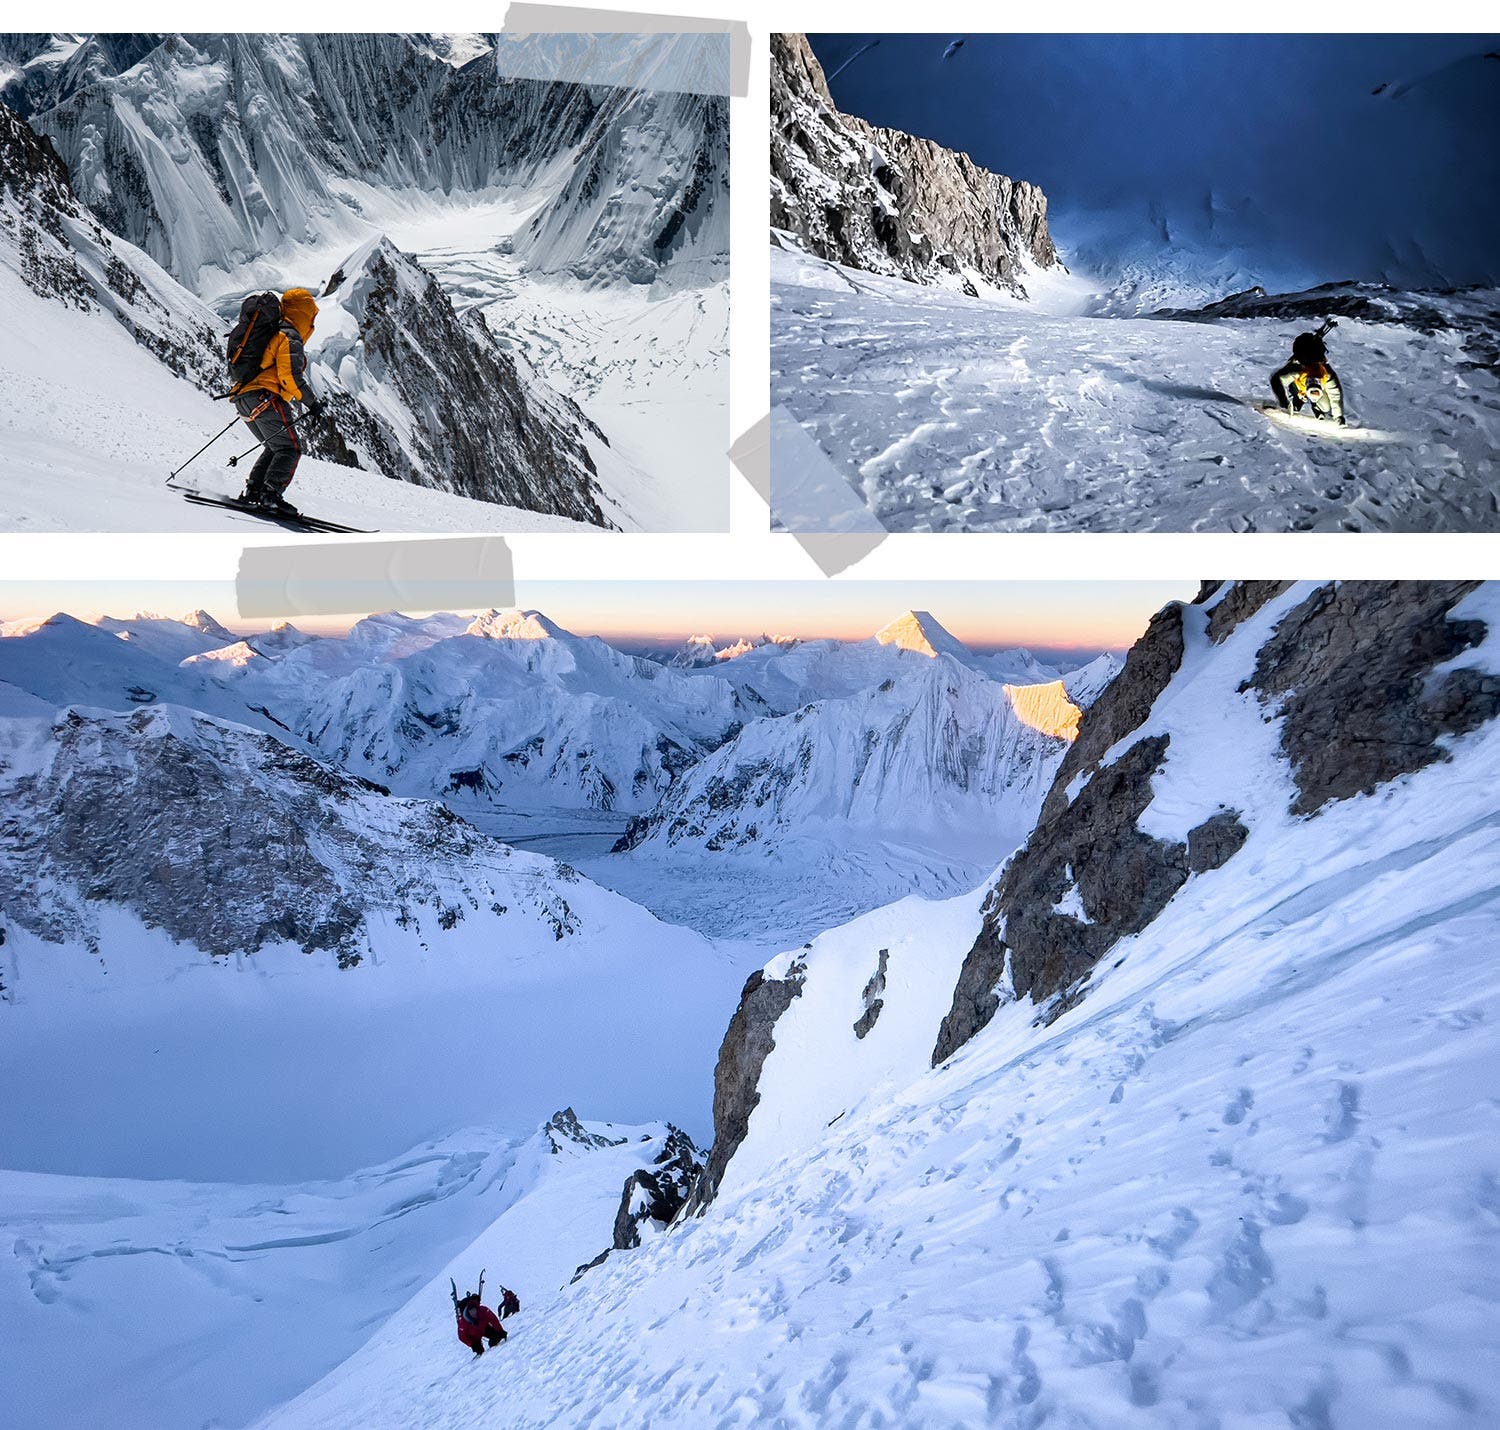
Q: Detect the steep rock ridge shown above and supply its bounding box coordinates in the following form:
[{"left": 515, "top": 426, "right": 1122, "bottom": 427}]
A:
[
  {"left": 19, "top": 32, "right": 726, "bottom": 292},
  {"left": 317, "top": 238, "right": 612, "bottom": 526},
  {"left": 932, "top": 580, "right": 1498, "bottom": 1064},
  {"left": 770, "top": 32, "right": 1057, "bottom": 296},
  {"left": 0, "top": 703, "right": 589, "bottom": 965},
  {"left": 684, "top": 960, "right": 807, "bottom": 1211},
  {"left": 1246, "top": 580, "right": 1497, "bottom": 812},
  {"left": 0, "top": 100, "right": 220, "bottom": 389}
]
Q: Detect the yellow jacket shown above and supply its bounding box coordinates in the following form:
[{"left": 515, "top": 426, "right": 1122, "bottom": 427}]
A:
[{"left": 238, "top": 288, "right": 319, "bottom": 402}]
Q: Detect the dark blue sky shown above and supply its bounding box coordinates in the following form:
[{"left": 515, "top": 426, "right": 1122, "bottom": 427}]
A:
[{"left": 808, "top": 34, "right": 1500, "bottom": 288}]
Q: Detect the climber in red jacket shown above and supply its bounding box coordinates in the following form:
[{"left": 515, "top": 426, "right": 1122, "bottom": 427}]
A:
[{"left": 451, "top": 1271, "right": 507, "bottom": 1356}]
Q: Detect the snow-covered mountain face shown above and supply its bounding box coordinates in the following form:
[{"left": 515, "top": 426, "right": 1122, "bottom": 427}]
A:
[
  {"left": 0, "top": 699, "right": 607, "bottom": 967},
  {"left": 273, "top": 580, "right": 1500, "bottom": 1430},
  {"left": 770, "top": 33, "right": 1058, "bottom": 298},
  {"left": 603, "top": 612, "right": 1096, "bottom": 943},
  {"left": 663, "top": 633, "right": 801, "bottom": 669},
  {"left": 620, "top": 643, "right": 1074, "bottom": 859},
  {"left": 0, "top": 99, "right": 220, "bottom": 390},
  {"left": 10, "top": 32, "right": 727, "bottom": 295},
  {"left": 312, "top": 237, "right": 612, "bottom": 524},
  {"left": 249, "top": 610, "right": 752, "bottom": 820}
]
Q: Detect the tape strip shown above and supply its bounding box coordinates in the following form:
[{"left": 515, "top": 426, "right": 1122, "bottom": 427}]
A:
[
  {"left": 500, "top": 7, "right": 748, "bottom": 96},
  {"left": 236, "top": 538, "right": 515, "bottom": 620}
]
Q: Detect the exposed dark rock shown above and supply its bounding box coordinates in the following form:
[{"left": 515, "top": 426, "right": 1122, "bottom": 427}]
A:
[
  {"left": 0, "top": 705, "right": 582, "bottom": 966},
  {"left": 1187, "top": 810, "right": 1250, "bottom": 873},
  {"left": 853, "top": 947, "right": 889, "bottom": 1039},
  {"left": 771, "top": 33, "right": 1057, "bottom": 296},
  {"left": 934, "top": 598, "right": 1196, "bottom": 1065},
  {"left": 1038, "top": 602, "right": 1187, "bottom": 829},
  {"left": 1205, "top": 582, "right": 1294, "bottom": 645},
  {"left": 545, "top": 1107, "right": 627, "bottom": 1154},
  {"left": 611, "top": 1125, "right": 704, "bottom": 1249},
  {"left": 683, "top": 960, "right": 807, "bottom": 1212},
  {"left": 1247, "top": 581, "right": 1496, "bottom": 814},
  {"left": 320, "top": 238, "right": 614, "bottom": 528},
  {"left": 934, "top": 581, "right": 1500, "bottom": 1067}
]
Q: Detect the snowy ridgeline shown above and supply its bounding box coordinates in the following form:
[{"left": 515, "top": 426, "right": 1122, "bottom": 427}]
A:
[
  {"left": 0, "top": 604, "right": 1116, "bottom": 944},
  {"left": 0, "top": 32, "right": 730, "bottom": 532},
  {"left": 259, "top": 580, "right": 1500, "bottom": 1428}
]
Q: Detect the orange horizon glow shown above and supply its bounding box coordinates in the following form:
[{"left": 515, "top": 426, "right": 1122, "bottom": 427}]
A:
[{"left": 0, "top": 580, "right": 1198, "bottom": 655}]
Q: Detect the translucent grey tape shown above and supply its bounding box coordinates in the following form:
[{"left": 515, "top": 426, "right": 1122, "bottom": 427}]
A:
[
  {"left": 499, "top": 8, "right": 747, "bottom": 96},
  {"left": 236, "top": 538, "right": 515, "bottom": 620},
  {"left": 728, "top": 411, "right": 890, "bottom": 577}
]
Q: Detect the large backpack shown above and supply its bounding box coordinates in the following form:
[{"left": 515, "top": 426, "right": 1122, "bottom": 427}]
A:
[{"left": 226, "top": 292, "right": 283, "bottom": 391}]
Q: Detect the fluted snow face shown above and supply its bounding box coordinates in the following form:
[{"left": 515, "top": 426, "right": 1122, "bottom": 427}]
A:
[
  {"left": 23, "top": 32, "right": 727, "bottom": 293},
  {"left": 623, "top": 652, "right": 1072, "bottom": 856}
]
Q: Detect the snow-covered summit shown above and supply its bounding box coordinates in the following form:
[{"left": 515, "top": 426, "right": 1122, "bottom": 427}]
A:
[
  {"left": 873, "top": 608, "right": 972, "bottom": 661},
  {"left": 465, "top": 608, "right": 569, "bottom": 643}
]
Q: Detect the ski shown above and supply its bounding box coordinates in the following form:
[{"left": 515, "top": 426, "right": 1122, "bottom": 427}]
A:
[{"left": 177, "top": 489, "right": 375, "bottom": 535}]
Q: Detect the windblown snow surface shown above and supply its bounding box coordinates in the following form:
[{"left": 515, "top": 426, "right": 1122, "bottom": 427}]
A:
[
  {"left": 771, "top": 245, "right": 1500, "bottom": 533},
  {"left": 265, "top": 583, "right": 1500, "bottom": 1428}
]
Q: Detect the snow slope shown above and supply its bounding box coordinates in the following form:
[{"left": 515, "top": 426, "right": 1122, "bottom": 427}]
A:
[
  {"left": 0, "top": 1117, "right": 680, "bottom": 1430},
  {"left": 267, "top": 581, "right": 1500, "bottom": 1428},
  {"left": 0, "top": 261, "right": 594, "bottom": 533},
  {"left": 772, "top": 246, "right": 1500, "bottom": 533}
]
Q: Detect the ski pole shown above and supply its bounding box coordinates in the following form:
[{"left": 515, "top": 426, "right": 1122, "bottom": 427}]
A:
[
  {"left": 226, "top": 439, "right": 263, "bottom": 468},
  {"left": 168, "top": 416, "right": 241, "bottom": 483}
]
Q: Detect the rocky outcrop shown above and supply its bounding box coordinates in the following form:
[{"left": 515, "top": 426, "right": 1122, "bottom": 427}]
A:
[
  {"left": 770, "top": 33, "right": 1058, "bottom": 296},
  {"left": 318, "top": 238, "right": 613, "bottom": 526},
  {"left": 1247, "top": 581, "right": 1497, "bottom": 814},
  {"left": 0, "top": 704, "right": 585, "bottom": 966},
  {"left": 610, "top": 1125, "right": 704, "bottom": 1249},
  {"left": 852, "top": 948, "right": 889, "bottom": 1039},
  {"left": 933, "top": 596, "right": 1209, "bottom": 1062},
  {"left": 0, "top": 100, "right": 221, "bottom": 390},
  {"left": 545, "top": 1107, "right": 627, "bottom": 1154},
  {"left": 683, "top": 960, "right": 807, "bottom": 1212},
  {"left": 933, "top": 581, "right": 1500, "bottom": 1066}
]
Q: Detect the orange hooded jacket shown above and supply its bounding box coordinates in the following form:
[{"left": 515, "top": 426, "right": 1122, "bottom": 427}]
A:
[{"left": 238, "top": 288, "right": 319, "bottom": 402}]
